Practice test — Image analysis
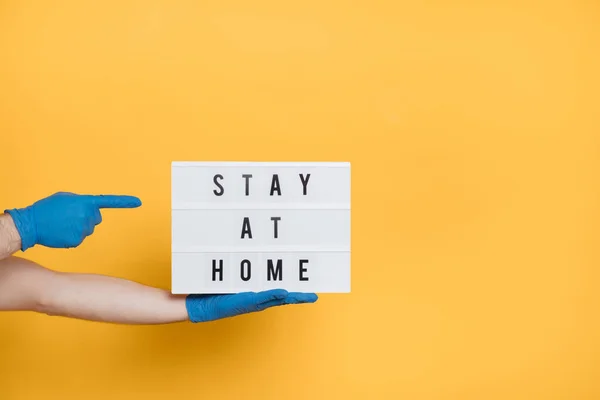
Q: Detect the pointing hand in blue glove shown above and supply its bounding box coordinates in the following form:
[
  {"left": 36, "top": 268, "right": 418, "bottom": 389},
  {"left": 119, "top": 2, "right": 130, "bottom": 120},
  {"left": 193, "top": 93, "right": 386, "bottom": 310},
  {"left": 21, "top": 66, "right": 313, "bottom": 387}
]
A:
[
  {"left": 185, "top": 289, "right": 318, "bottom": 322},
  {"left": 4, "top": 191, "right": 141, "bottom": 251}
]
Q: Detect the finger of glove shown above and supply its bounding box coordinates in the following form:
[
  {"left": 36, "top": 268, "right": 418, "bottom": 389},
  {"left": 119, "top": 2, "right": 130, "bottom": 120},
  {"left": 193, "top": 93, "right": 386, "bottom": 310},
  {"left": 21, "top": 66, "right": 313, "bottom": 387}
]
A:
[
  {"left": 255, "top": 294, "right": 317, "bottom": 311},
  {"left": 223, "top": 290, "right": 288, "bottom": 314},
  {"left": 84, "top": 219, "right": 96, "bottom": 237},
  {"left": 255, "top": 298, "right": 288, "bottom": 311},
  {"left": 252, "top": 289, "right": 289, "bottom": 304},
  {"left": 93, "top": 208, "right": 102, "bottom": 225},
  {"left": 85, "top": 195, "right": 142, "bottom": 209},
  {"left": 285, "top": 293, "right": 319, "bottom": 304}
]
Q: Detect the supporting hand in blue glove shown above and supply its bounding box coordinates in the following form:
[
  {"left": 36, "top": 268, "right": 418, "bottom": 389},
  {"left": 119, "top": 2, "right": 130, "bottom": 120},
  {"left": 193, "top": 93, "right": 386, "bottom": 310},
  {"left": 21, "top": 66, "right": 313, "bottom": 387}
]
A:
[
  {"left": 185, "top": 289, "right": 318, "bottom": 322},
  {"left": 4, "top": 191, "right": 141, "bottom": 251}
]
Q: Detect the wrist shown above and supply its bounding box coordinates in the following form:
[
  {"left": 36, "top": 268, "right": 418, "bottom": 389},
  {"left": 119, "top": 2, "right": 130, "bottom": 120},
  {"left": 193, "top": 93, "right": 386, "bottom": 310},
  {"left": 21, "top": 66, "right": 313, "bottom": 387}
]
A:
[
  {"left": 0, "top": 213, "right": 23, "bottom": 254},
  {"left": 4, "top": 206, "right": 36, "bottom": 251}
]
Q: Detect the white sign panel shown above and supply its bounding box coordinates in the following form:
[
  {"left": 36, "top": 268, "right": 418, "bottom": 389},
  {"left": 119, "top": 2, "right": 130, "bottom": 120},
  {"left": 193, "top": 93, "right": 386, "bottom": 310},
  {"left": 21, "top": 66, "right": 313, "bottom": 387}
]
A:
[{"left": 171, "top": 161, "right": 351, "bottom": 294}]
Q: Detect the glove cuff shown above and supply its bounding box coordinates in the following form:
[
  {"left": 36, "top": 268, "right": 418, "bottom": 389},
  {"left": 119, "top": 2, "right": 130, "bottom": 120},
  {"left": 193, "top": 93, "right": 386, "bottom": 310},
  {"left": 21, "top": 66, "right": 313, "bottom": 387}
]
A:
[
  {"left": 185, "top": 294, "right": 210, "bottom": 323},
  {"left": 4, "top": 206, "right": 37, "bottom": 251}
]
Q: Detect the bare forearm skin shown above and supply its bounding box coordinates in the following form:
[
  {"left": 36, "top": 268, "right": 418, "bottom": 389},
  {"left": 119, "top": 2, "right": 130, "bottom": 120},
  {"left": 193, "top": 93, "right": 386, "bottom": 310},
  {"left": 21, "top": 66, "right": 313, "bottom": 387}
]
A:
[
  {"left": 0, "top": 214, "right": 22, "bottom": 260},
  {"left": 0, "top": 256, "right": 189, "bottom": 324}
]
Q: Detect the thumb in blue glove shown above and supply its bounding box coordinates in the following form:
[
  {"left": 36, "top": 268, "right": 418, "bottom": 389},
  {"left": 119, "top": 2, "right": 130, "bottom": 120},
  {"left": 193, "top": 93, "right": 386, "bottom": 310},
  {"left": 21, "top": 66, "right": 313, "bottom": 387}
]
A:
[
  {"left": 185, "top": 289, "right": 318, "bottom": 322},
  {"left": 5, "top": 191, "right": 142, "bottom": 251}
]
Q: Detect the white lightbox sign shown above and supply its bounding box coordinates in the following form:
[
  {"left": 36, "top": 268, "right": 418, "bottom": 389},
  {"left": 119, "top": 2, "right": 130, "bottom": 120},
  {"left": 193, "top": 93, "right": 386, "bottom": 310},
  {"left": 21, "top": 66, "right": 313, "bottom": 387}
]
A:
[{"left": 171, "top": 161, "right": 351, "bottom": 294}]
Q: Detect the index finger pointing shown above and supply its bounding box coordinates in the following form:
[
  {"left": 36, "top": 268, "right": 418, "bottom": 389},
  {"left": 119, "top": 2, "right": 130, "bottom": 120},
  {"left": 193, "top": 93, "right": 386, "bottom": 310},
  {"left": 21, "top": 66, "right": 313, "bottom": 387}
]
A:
[{"left": 88, "top": 195, "right": 142, "bottom": 209}]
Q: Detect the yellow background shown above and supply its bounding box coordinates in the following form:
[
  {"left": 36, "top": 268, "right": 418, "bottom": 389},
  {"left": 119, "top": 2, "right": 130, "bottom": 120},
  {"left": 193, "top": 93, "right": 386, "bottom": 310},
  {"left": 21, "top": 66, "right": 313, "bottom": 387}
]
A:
[{"left": 1, "top": 1, "right": 599, "bottom": 399}]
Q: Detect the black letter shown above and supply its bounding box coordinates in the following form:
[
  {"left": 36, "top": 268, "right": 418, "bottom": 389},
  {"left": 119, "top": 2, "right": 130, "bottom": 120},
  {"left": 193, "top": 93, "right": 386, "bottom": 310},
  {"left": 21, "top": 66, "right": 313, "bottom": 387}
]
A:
[
  {"left": 270, "top": 174, "right": 281, "bottom": 196},
  {"left": 299, "top": 173, "right": 311, "bottom": 195},
  {"left": 213, "top": 174, "right": 224, "bottom": 196},
  {"left": 240, "top": 259, "right": 251, "bottom": 281},
  {"left": 241, "top": 217, "right": 252, "bottom": 239},
  {"left": 271, "top": 217, "right": 281, "bottom": 239},
  {"left": 242, "top": 174, "right": 253, "bottom": 196},
  {"left": 267, "top": 259, "right": 283, "bottom": 281},
  {"left": 299, "top": 259, "right": 309, "bottom": 281},
  {"left": 212, "top": 259, "right": 223, "bottom": 281}
]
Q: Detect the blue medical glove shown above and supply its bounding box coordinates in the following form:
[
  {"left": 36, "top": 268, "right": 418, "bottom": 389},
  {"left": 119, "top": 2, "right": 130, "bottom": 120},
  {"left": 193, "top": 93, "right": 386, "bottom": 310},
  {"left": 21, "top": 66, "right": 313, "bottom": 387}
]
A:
[
  {"left": 185, "top": 289, "right": 318, "bottom": 322},
  {"left": 4, "top": 191, "right": 142, "bottom": 251}
]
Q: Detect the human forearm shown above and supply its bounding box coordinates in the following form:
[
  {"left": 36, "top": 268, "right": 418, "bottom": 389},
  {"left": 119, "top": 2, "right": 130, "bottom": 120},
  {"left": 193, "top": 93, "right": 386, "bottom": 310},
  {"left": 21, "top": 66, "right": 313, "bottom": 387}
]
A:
[
  {"left": 42, "top": 272, "right": 189, "bottom": 324},
  {"left": 0, "top": 256, "right": 188, "bottom": 324},
  {"left": 0, "top": 214, "right": 22, "bottom": 260}
]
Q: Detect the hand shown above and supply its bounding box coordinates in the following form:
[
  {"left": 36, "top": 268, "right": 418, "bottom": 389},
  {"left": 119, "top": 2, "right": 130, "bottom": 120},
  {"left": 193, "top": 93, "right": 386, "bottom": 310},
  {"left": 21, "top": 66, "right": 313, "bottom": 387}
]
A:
[
  {"left": 185, "top": 289, "right": 318, "bottom": 322},
  {"left": 4, "top": 192, "right": 142, "bottom": 251}
]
